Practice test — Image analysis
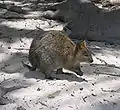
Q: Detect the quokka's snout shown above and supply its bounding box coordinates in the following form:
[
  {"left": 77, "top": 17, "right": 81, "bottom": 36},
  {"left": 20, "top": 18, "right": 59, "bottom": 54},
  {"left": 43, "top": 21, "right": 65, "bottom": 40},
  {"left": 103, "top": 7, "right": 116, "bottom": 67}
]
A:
[
  {"left": 89, "top": 51, "right": 93, "bottom": 63},
  {"left": 88, "top": 50, "right": 93, "bottom": 63},
  {"left": 89, "top": 58, "right": 93, "bottom": 63}
]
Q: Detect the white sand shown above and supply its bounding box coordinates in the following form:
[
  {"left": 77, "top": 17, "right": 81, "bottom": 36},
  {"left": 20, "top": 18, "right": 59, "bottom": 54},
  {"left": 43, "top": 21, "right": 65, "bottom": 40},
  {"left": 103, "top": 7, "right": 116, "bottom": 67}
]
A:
[{"left": 0, "top": 1, "right": 120, "bottom": 110}]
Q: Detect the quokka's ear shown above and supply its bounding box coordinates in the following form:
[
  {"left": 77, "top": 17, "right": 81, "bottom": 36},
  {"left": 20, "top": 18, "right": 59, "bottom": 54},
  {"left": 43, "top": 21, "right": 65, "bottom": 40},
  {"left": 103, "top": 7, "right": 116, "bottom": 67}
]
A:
[
  {"left": 80, "top": 40, "right": 86, "bottom": 49},
  {"left": 74, "top": 43, "right": 81, "bottom": 56},
  {"left": 75, "top": 40, "right": 86, "bottom": 55}
]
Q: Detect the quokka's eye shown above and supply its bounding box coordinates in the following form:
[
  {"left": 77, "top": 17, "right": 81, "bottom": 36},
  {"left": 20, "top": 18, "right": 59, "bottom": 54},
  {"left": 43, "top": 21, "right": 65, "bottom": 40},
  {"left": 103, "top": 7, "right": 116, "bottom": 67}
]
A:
[{"left": 84, "top": 54, "right": 88, "bottom": 56}]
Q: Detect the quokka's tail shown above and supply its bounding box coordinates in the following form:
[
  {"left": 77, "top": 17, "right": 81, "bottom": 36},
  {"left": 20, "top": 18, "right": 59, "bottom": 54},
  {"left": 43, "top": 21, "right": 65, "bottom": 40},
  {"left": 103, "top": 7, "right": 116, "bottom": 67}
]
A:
[{"left": 21, "top": 61, "right": 36, "bottom": 71}]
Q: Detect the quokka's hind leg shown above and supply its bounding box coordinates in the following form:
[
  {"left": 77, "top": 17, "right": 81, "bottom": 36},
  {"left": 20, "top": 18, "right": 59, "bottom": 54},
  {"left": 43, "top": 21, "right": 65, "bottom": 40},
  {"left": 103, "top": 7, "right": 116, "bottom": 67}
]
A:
[
  {"left": 44, "top": 71, "right": 57, "bottom": 80},
  {"left": 44, "top": 74, "right": 54, "bottom": 80},
  {"left": 56, "top": 68, "right": 63, "bottom": 74}
]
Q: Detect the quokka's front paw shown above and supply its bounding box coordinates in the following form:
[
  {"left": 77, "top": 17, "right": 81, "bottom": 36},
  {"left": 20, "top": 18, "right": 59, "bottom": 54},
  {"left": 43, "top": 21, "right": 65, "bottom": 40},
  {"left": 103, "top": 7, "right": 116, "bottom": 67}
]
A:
[{"left": 76, "top": 71, "right": 83, "bottom": 76}]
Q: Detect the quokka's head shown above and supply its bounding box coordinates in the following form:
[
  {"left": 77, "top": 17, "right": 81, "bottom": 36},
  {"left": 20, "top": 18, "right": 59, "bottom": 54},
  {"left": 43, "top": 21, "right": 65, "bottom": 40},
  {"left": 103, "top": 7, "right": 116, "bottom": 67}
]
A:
[{"left": 74, "top": 40, "right": 93, "bottom": 63}]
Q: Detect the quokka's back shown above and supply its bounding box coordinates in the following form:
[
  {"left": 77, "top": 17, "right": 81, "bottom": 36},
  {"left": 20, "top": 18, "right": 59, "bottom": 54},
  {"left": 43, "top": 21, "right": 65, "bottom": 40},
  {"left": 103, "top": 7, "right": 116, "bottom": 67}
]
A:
[{"left": 28, "top": 30, "right": 93, "bottom": 79}]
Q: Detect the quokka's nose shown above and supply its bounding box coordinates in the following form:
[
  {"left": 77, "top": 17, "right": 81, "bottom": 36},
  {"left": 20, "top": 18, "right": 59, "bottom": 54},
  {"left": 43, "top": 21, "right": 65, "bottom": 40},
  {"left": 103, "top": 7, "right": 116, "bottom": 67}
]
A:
[{"left": 89, "top": 58, "right": 93, "bottom": 63}]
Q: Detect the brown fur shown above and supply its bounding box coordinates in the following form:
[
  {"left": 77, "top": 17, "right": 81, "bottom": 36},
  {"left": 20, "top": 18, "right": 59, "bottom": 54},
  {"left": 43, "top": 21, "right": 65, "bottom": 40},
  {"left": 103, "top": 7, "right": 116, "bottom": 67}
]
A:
[{"left": 25, "top": 30, "right": 93, "bottom": 79}]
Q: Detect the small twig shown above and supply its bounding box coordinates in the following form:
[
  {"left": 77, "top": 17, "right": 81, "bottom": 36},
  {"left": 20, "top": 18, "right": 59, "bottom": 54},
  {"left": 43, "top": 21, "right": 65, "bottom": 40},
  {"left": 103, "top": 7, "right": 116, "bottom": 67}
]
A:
[
  {"left": 95, "top": 57, "right": 108, "bottom": 65},
  {"left": 39, "top": 101, "right": 48, "bottom": 107},
  {"left": 94, "top": 71, "right": 120, "bottom": 77},
  {"left": 101, "top": 88, "right": 117, "bottom": 93},
  {"left": 91, "top": 57, "right": 120, "bottom": 69},
  {"left": 47, "top": 90, "right": 61, "bottom": 99},
  {"left": 90, "top": 63, "right": 120, "bottom": 69},
  {"left": 82, "top": 96, "right": 87, "bottom": 102},
  {"left": 36, "top": 26, "right": 42, "bottom": 30},
  {"left": 0, "top": 78, "right": 12, "bottom": 85},
  {"left": 36, "top": 26, "right": 44, "bottom": 31},
  {"left": 0, "top": 16, "right": 27, "bottom": 19}
]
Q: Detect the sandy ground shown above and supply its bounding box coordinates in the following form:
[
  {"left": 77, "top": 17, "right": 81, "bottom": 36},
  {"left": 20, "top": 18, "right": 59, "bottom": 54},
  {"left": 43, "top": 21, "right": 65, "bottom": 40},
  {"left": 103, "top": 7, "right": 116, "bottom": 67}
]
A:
[{"left": 0, "top": 1, "right": 120, "bottom": 110}]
